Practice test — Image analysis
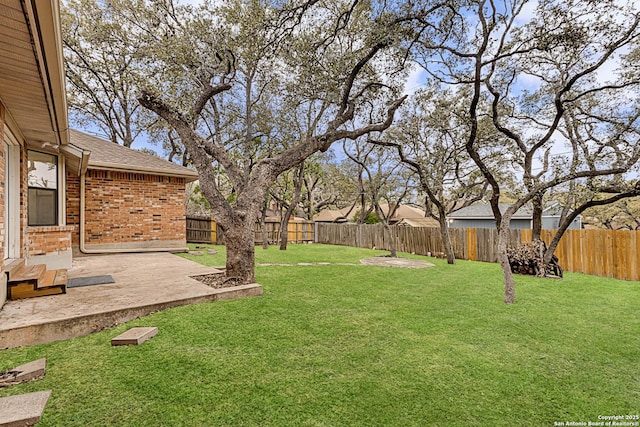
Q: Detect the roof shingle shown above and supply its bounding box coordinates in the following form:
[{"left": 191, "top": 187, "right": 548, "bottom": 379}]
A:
[{"left": 69, "top": 129, "right": 198, "bottom": 181}]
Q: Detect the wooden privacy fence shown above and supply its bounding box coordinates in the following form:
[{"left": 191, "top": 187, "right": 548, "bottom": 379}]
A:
[
  {"left": 186, "top": 216, "right": 217, "bottom": 243},
  {"left": 316, "top": 223, "right": 640, "bottom": 282},
  {"left": 186, "top": 216, "right": 314, "bottom": 245}
]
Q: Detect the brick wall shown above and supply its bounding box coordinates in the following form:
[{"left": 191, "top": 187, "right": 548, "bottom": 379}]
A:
[
  {"left": 27, "top": 226, "right": 74, "bottom": 256},
  {"left": 66, "top": 173, "right": 80, "bottom": 245},
  {"left": 67, "top": 169, "right": 188, "bottom": 247}
]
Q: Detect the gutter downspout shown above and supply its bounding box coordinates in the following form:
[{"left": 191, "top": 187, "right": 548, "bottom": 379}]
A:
[{"left": 79, "top": 169, "right": 189, "bottom": 254}]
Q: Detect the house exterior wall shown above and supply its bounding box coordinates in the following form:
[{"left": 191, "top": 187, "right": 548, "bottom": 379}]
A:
[
  {"left": 66, "top": 169, "right": 188, "bottom": 250},
  {"left": 25, "top": 151, "right": 74, "bottom": 269},
  {"left": 26, "top": 226, "right": 74, "bottom": 269},
  {"left": 542, "top": 216, "right": 581, "bottom": 230},
  {"left": 449, "top": 217, "right": 581, "bottom": 230},
  {"left": 66, "top": 173, "right": 80, "bottom": 246},
  {"left": 449, "top": 218, "right": 532, "bottom": 229}
]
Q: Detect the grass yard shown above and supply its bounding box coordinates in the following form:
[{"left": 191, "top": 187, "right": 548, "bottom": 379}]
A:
[{"left": 1, "top": 244, "right": 639, "bottom": 426}]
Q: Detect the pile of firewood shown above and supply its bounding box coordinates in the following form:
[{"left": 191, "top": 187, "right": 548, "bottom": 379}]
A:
[{"left": 507, "top": 240, "right": 563, "bottom": 278}]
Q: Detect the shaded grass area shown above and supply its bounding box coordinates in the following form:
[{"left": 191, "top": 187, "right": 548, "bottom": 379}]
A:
[{"left": 1, "top": 244, "right": 639, "bottom": 426}]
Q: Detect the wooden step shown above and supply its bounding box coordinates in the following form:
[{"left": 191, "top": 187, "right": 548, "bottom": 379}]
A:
[
  {"left": 7, "top": 268, "right": 67, "bottom": 300},
  {"left": 8, "top": 282, "right": 65, "bottom": 300},
  {"left": 36, "top": 269, "right": 67, "bottom": 290},
  {"left": 53, "top": 269, "right": 67, "bottom": 287},
  {"left": 4, "top": 258, "right": 25, "bottom": 281},
  {"left": 39, "top": 270, "right": 57, "bottom": 288},
  {"left": 9, "top": 264, "right": 46, "bottom": 283}
]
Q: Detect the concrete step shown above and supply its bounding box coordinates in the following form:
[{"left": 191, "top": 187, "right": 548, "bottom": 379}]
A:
[
  {"left": 111, "top": 327, "right": 158, "bottom": 346},
  {"left": 0, "top": 390, "right": 51, "bottom": 427}
]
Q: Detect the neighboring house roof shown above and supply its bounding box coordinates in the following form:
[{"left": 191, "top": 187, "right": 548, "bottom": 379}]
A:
[
  {"left": 0, "top": 0, "right": 69, "bottom": 146},
  {"left": 265, "top": 215, "right": 307, "bottom": 222},
  {"left": 67, "top": 129, "right": 199, "bottom": 181},
  {"left": 395, "top": 217, "right": 439, "bottom": 227},
  {"left": 314, "top": 209, "right": 349, "bottom": 223},
  {"left": 314, "top": 204, "right": 431, "bottom": 224},
  {"left": 379, "top": 203, "right": 427, "bottom": 220},
  {"left": 448, "top": 203, "right": 532, "bottom": 219},
  {"left": 447, "top": 203, "right": 579, "bottom": 220}
]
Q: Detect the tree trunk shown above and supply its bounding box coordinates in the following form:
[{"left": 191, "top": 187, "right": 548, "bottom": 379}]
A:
[
  {"left": 223, "top": 221, "right": 256, "bottom": 284},
  {"left": 280, "top": 164, "right": 304, "bottom": 250},
  {"left": 531, "top": 193, "right": 544, "bottom": 241},
  {"left": 260, "top": 197, "right": 269, "bottom": 250},
  {"left": 498, "top": 216, "right": 516, "bottom": 304},
  {"left": 383, "top": 220, "right": 397, "bottom": 257},
  {"left": 374, "top": 203, "right": 397, "bottom": 257},
  {"left": 279, "top": 212, "right": 291, "bottom": 250},
  {"left": 437, "top": 214, "right": 455, "bottom": 264}
]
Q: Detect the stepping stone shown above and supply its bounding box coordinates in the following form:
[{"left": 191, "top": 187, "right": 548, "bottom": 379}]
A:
[
  {"left": 0, "top": 358, "right": 46, "bottom": 388},
  {"left": 111, "top": 327, "right": 158, "bottom": 346},
  {"left": 188, "top": 251, "right": 203, "bottom": 256},
  {"left": 0, "top": 390, "right": 51, "bottom": 427}
]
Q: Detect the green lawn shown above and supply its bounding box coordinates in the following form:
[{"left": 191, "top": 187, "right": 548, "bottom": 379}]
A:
[{"left": 1, "top": 244, "right": 639, "bottom": 426}]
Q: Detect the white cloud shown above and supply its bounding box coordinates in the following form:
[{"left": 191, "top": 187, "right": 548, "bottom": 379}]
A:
[
  {"left": 403, "top": 64, "right": 428, "bottom": 96},
  {"left": 514, "top": 0, "right": 539, "bottom": 25}
]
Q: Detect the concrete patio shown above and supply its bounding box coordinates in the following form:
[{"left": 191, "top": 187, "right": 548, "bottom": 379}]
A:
[{"left": 0, "top": 252, "right": 262, "bottom": 349}]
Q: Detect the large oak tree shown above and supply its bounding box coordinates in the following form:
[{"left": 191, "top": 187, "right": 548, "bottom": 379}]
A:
[{"left": 115, "top": 0, "right": 447, "bottom": 283}]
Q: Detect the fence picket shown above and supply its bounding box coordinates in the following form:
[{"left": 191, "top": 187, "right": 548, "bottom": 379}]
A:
[
  {"left": 315, "top": 223, "right": 640, "bottom": 282},
  {"left": 187, "top": 217, "right": 314, "bottom": 245}
]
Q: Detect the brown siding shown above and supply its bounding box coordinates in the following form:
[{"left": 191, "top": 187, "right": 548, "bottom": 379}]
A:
[{"left": 68, "top": 169, "right": 187, "bottom": 246}]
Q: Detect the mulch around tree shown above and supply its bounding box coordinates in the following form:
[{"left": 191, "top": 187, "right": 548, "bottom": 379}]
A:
[{"left": 190, "top": 271, "right": 245, "bottom": 289}]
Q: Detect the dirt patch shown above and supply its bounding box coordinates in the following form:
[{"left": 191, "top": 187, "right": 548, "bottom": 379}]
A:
[
  {"left": 360, "top": 256, "right": 435, "bottom": 269},
  {"left": 190, "top": 272, "right": 245, "bottom": 289}
]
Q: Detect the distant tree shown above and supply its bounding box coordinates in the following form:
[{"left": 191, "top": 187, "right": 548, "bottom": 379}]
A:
[
  {"left": 373, "top": 86, "right": 498, "bottom": 264},
  {"left": 353, "top": 211, "right": 380, "bottom": 224},
  {"left": 298, "top": 154, "right": 341, "bottom": 220},
  {"left": 186, "top": 183, "right": 212, "bottom": 217},
  {"left": 62, "top": 0, "right": 154, "bottom": 147},
  {"left": 344, "top": 139, "right": 412, "bottom": 257},
  {"left": 584, "top": 195, "right": 640, "bottom": 230}
]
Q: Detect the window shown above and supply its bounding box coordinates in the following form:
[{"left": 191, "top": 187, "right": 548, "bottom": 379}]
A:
[{"left": 28, "top": 150, "right": 58, "bottom": 226}]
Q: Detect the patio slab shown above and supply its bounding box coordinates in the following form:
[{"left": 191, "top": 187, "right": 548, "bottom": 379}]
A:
[
  {"left": 0, "top": 253, "right": 263, "bottom": 349},
  {"left": 0, "top": 390, "right": 51, "bottom": 427}
]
